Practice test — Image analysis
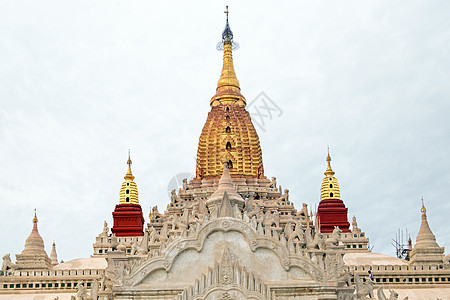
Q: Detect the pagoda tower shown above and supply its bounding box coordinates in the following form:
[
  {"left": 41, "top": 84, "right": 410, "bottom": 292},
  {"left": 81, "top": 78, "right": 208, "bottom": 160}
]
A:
[
  {"left": 111, "top": 151, "right": 144, "bottom": 237},
  {"left": 50, "top": 241, "right": 59, "bottom": 266},
  {"left": 195, "top": 8, "right": 264, "bottom": 180},
  {"left": 15, "top": 211, "right": 52, "bottom": 270},
  {"left": 316, "top": 150, "right": 350, "bottom": 233},
  {"left": 206, "top": 160, "right": 245, "bottom": 209},
  {"left": 410, "top": 199, "right": 445, "bottom": 265}
]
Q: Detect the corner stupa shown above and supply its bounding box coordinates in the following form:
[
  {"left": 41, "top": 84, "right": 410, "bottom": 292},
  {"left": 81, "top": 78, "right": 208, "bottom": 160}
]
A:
[
  {"left": 15, "top": 210, "right": 52, "bottom": 270},
  {"left": 410, "top": 199, "right": 445, "bottom": 265}
]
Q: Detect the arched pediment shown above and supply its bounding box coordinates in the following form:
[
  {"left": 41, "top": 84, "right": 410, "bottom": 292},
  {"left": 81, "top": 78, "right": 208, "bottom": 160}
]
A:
[{"left": 125, "top": 216, "right": 324, "bottom": 287}]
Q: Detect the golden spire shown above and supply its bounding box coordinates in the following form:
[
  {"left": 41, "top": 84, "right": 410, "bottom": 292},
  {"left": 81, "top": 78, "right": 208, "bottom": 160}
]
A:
[
  {"left": 320, "top": 148, "right": 341, "bottom": 201},
  {"left": 211, "top": 6, "right": 246, "bottom": 107},
  {"left": 119, "top": 150, "right": 139, "bottom": 204},
  {"left": 196, "top": 7, "right": 263, "bottom": 179},
  {"left": 33, "top": 208, "right": 37, "bottom": 224},
  {"left": 324, "top": 146, "right": 335, "bottom": 177},
  {"left": 124, "top": 149, "right": 135, "bottom": 181}
]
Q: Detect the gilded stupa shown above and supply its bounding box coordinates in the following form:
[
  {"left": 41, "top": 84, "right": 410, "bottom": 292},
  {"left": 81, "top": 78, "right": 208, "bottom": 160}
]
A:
[
  {"left": 111, "top": 151, "right": 144, "bottom": 237},
  {"left": 195, "top": 9, "right": 264, "bottom": 179},
  {"left": 317, "top": 149, "right": 350, "bottom": 233}
]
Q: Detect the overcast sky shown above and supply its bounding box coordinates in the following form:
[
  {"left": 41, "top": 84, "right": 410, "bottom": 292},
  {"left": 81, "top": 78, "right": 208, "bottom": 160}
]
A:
[{"left": 0, "top": 0, "right": 449, "bottom": 262}]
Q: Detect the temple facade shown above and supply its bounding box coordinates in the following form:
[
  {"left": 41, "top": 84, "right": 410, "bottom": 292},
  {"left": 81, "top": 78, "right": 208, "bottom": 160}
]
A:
[{"left": 0, "top": 9, "right": 449, "bottom": 300}]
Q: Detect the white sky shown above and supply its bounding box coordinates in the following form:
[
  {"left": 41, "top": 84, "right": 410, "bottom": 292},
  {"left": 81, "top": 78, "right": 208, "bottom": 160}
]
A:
[{"left": 0, "top": 0, "right": 449, "bottom": 262}]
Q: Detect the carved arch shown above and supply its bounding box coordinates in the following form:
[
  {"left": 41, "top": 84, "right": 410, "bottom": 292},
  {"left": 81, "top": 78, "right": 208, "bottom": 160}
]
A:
[{"left": 126, "top": 217, "right": 324, "bottom": 286}]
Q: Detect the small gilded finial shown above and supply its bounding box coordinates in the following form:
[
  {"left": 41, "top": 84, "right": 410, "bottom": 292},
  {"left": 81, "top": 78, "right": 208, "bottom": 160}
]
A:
[
  {"left": 33, "top": 209, "right": 38, "bottom": 223},
  {"left": 124, "top": 150, "right": 135, "bottom": 181},
  {"left": 421, "top": 196, "right": 426, "bottom": 213},
  {"left": 127, "top": 149, "right": 132, "bottom": 166},
  {"left": 324, "top": 147, "right": 335, "bottom": 177}
]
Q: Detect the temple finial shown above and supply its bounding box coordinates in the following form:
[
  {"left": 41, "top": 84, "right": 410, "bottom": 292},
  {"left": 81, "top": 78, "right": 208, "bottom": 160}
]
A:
[
  {"left": 222, "top": 6, "right": 233, "bottom": 43},
  {"left": 211, "top": 5, "right": 245, "bottom": 107},
  {"left": 421, "top": 196, "right": 426, "bottom": 214},
  {"left": 324, "top": 147, "right": 335, "bottom": 177},
  {"left": 33, "top": 209, "right": 37, "bottom": 223},
  {"left": 124, "top": 150, "right": 135, "bottom": 181}
]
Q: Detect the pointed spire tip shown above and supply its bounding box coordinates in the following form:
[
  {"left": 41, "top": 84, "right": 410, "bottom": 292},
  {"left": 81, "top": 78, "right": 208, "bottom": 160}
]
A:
[
  {"left": 421, "top": 196, "right": 426, "bottom": 213},
  {"left": 324, "top": 147, "right": 335, "bottom": 177},
  {"left": 124, "top": 150, "right": 135, "bottom": 181}
]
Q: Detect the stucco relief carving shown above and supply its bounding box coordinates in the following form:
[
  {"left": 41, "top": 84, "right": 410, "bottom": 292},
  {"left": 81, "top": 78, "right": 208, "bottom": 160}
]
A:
[
  {"left": 122, "top": 216, "right": 325, "bottom": 287},
  {"left": 176, "top": 248, "right": 270, "bottom": 300}
]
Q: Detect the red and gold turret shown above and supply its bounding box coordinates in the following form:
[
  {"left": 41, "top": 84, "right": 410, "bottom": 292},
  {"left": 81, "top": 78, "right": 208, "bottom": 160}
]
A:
[
  {"left": 195, "top": 8, "right": 264, "bottom": 180},
  {"left": 317, "top": 150, "right": 351, "bottom": 233},
  {"left": 111, "top": 151, "right": 144, "bottom": 237}
]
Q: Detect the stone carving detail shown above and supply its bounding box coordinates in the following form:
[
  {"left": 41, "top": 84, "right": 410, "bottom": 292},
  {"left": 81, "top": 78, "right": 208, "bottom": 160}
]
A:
[
  {"left": 377, "top": 286, "right": 409, "bottom": 300},
  {"left": 354, "top": 273, "right": 374, "bottom": 300},
  {"left": 337, "top": 269, "right": 352, "bottom": 287},
  {"left": 109, "top": 234, "right": 119, "bottom": 252},
  {"left": 101, "top": 221, "right": 109, "bottom": 237},
  {"left": 176, "top": 248, "right": 270, "bottom": 300},
  {"left": 325, "top": 252, "right": 345, "bottom": 281},
  {"left": 75, "top": 281, "right": 88, "bottom": 300},
  {"left": 1, "top": 254, "right": 16, "bottom": 276},
  {"left": 220, "top": 248, "right": 232, "bottom": 285},
  {"left": 108, "top": 206, "right": 337, "bottom": 287},
  {"left": 326, "top": 226, "right": 343, "bottom": 248},
  {"left": 150, "top": 205, "right": 162, "bottom": 221},
  {"left": 337, "top": 290, "right": 356, "bottom": 300},
  {"left": 105, "top": 257, "right": 129, "bottom": 286},
  {"left": 263, "top": 210, "right": 280, "bottom": 227},
  {"left": 130, "top": 230, "right": 149, "bottom": 255},
  {"left": 278, "top": 189, "right": 289, "bottom": 202}
]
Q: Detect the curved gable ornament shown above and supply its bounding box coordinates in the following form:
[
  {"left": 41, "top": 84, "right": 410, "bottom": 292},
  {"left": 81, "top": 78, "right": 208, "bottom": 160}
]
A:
[
  {"left": 177, "top": 248, "right": 273, "bottom": 300},
  {"left": 124, "top": 213, "right": 325, "bottom": 287}
]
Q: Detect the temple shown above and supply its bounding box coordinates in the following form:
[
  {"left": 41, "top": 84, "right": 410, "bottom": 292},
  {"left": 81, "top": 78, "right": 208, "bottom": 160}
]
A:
[{"left": 0, "top": 7, "right": 449, "bottom": 300}]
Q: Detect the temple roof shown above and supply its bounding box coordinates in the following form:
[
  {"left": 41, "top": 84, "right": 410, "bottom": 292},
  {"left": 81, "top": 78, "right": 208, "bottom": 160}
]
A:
[
  {"left": 343, "top": 252, "right": 409, "bottom": 266},
  {"left": 53, "top": 257, "right": 107, "bottom": 270}
]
